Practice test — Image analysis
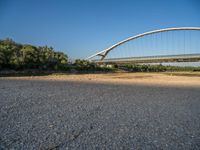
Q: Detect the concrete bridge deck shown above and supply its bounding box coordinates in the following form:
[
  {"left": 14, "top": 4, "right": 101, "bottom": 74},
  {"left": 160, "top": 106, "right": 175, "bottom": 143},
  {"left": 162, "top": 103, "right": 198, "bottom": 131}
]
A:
[{"left": 93, "top": 54, "right": 200, "bottom": 64}]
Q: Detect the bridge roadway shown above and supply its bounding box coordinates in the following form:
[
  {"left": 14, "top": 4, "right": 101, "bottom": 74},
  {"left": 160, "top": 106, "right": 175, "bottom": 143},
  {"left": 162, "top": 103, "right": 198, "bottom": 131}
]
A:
[{"left": 93, "top": 53, "right": 200, "bottom": 64}]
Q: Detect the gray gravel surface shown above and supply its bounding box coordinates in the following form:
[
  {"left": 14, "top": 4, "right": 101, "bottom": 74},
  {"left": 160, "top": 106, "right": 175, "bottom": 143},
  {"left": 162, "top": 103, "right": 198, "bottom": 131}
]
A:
[{"left": 0, "top": 79, "right": 200, "bottom": 150}]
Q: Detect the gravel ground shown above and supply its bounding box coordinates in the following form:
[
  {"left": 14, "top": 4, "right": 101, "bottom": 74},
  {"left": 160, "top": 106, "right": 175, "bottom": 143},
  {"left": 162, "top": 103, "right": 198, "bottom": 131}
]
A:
[{"left": 0, "top": 79, "right": 200, "bottom": 150}]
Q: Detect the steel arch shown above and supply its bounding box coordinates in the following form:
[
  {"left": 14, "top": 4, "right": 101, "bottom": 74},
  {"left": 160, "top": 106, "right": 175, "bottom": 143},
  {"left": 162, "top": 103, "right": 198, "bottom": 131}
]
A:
[{"left": 87, "top": 27, "right": 200, "bottom": 61}]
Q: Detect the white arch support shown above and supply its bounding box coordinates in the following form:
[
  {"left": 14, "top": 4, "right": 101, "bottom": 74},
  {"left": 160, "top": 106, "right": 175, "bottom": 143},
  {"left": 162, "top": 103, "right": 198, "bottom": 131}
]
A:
[{"left": 86, "top": 27, "right": 200, "bottom": 60}]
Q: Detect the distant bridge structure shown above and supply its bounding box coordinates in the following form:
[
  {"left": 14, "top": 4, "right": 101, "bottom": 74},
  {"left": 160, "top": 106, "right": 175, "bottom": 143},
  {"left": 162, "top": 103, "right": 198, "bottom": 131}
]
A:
[{"left": 87, "top": 27, "right": 200, "bottom": 64}]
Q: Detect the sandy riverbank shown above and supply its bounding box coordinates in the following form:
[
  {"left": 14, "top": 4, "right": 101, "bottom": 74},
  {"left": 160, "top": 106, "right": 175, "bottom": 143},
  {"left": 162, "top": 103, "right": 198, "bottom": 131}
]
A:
[{"left": 2, "top": 72, "right": 200, "bottom": 87}]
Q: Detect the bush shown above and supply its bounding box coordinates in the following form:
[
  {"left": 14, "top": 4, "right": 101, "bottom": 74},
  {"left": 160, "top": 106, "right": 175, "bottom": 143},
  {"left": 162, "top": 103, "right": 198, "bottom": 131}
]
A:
[{"left": 73, "top": 59, "right": 114, "bottom": 72}]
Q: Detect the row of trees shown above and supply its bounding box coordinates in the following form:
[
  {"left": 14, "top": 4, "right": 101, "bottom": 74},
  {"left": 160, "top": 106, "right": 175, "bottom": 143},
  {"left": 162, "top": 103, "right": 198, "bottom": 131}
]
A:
[
  {"left": 118, "top": 64, "right": 200, "bottom": 72},
  {"left": 0, "top": 38, "right": 113, "bottom": 73},
  {"left": 0, "top": 38, "right": 68, "bottom": 70}
]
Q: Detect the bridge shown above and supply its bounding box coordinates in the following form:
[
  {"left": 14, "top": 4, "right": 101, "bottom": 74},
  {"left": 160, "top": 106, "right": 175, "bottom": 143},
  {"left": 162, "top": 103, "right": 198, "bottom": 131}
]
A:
[{"left": 87, "top": 27, "right": 200, "bottom": 64}]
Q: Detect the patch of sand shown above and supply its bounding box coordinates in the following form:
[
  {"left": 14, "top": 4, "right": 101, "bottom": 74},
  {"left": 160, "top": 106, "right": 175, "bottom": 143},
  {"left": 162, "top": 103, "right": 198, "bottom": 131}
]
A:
[{"left": 2, "top": 72, "right": 200, "bottom": 87}]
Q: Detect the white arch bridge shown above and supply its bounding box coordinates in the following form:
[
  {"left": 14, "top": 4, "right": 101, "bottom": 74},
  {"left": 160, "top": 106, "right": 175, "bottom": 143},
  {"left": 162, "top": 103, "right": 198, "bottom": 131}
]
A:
[{"left": 87, "top": 27, "right": 200, "bottom": 64}]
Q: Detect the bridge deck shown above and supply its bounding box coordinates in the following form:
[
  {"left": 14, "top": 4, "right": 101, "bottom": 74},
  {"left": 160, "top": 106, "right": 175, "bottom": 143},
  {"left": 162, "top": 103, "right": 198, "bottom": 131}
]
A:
[{"left": 93, "top": 54, "right": 200, "bottom": 64}]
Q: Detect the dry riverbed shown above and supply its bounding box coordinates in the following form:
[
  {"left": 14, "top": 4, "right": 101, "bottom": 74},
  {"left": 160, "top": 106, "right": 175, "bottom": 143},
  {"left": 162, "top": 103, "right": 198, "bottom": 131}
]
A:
[{"left": 1, "top": 72, "right": 200, "bottom": 149}]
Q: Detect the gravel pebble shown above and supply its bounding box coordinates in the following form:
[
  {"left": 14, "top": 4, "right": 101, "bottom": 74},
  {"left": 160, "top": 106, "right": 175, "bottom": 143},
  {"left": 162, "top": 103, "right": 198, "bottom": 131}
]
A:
[{"left": 0, "top": 79, "right": 200, "bottom": 149}]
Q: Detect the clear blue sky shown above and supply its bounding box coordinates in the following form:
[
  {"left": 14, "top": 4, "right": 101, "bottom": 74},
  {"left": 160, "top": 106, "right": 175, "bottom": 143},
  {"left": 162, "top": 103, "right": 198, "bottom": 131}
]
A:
[{"left": 0, "top": 0, "right": 200, "bottom": 59}]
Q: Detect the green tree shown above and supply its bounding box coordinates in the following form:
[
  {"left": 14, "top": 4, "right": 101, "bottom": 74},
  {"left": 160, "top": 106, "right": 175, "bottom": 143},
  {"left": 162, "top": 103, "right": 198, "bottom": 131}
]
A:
[
  {"left": 20, "top": 45, "right": 39, "bottom": 69},
  {"left": 0, "top": 38, "right": 69, "bottom": 71},
  {"left": 0, "top": 38, "right": 21, "bottom": 69}
]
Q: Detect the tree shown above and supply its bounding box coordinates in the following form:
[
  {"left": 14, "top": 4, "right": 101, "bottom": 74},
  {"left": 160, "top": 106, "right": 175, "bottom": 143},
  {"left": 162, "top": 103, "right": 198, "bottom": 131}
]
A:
[
  {"left": 20, "top": 45, "right": 39, "bottom": 69},
  {"left": 0, "top": 38, "right": 21, "bottom": 69},
  {"left": 0, "top": 38, "right": 69, "bottom": 70}
]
